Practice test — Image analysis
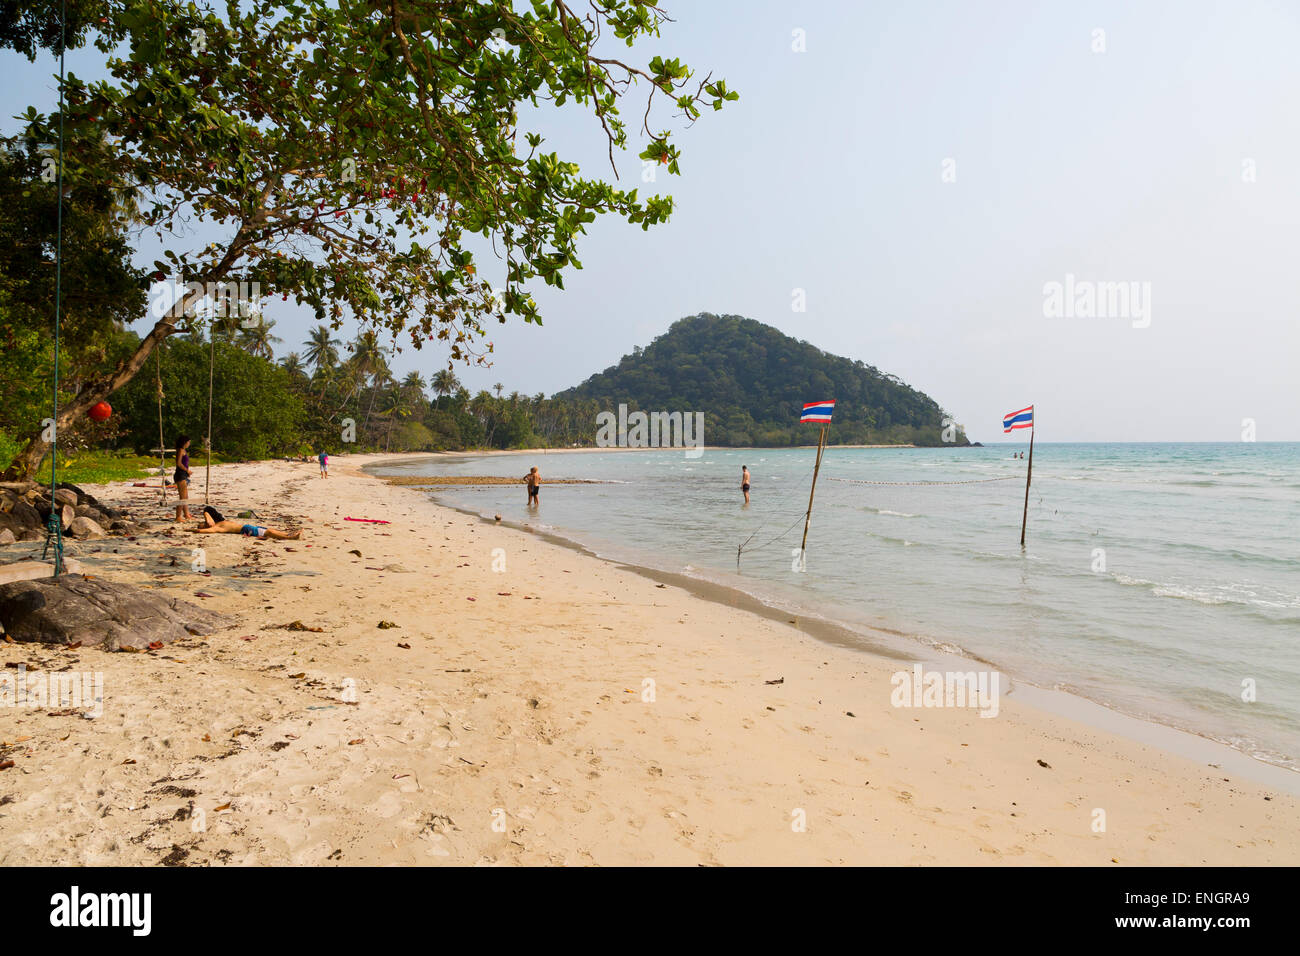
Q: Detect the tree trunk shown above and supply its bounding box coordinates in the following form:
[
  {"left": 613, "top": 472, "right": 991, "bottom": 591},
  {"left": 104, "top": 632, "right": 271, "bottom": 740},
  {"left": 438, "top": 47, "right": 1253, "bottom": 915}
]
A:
[
  {"left": 3, "top": 314, "right": 180, "bottom": 481},
  {"left": 0, "top": 241, "right": 259, "bottom": 483}
]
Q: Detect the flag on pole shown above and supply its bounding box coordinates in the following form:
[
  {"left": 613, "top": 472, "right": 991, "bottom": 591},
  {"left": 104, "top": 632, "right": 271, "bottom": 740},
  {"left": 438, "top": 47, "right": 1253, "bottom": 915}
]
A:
[
  {"left": 1002, "top": 405, "right": 1034, "bottom": 432},
  {"left": 801, "top": 400, "right": 836, "bottom": 423}
]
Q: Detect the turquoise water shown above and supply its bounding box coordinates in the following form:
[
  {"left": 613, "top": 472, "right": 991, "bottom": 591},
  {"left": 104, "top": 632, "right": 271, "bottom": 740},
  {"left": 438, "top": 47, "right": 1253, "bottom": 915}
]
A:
[{"left": 373, "top": 443, "right": 1300, "bottom": 770}]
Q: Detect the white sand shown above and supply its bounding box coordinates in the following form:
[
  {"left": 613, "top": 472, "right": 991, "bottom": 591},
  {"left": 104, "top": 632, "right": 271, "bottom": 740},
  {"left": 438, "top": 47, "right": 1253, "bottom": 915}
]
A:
[{"left": 0, "top": 454, "right": 1295, "bottom": 865}]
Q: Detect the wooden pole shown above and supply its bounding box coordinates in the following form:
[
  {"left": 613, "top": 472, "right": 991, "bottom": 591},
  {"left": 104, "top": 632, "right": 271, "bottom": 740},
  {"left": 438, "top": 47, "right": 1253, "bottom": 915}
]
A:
[
  {"left": 799, "top": 425, "right": 828, "bottom": 559},
  {"left": 1019, "top": 411, "right": 1035, "bottom": 547}
]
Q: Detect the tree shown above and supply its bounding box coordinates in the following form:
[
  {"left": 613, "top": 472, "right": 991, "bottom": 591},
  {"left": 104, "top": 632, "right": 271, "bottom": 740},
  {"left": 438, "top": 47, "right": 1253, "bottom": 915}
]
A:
[
  {"left": 280, "top": 351, "right": 307, "bottom": 380},
  {"left": 114, "top": 338, "right": 304, "bottom": 460},
  {"left": 303, "top": 324, "right": 340, "bottom": 372},
  {"left": 0, "top": 134, "right": 145, "bottom": 466},
  {"left": 0, "top": 0, "right": 98, "bottom": 59},
  {"left": 430, "top": 368, "right": 460, "bottom": 400},
  {"left": 5, "top": 0, "right": 735, "bottom": 478},
  {"left": 238, "top": 317, "right": 281, "bottom": 359}
]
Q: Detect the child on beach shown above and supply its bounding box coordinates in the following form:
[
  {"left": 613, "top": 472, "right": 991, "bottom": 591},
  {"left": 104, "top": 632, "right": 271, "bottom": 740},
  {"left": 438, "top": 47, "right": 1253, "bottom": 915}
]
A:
[
  {"left": 173, "top": 435, "right": 193, "bottom": 522},
  {"left": 524, "top": 466, "right": 541, "bottom": 505},
  {"left": 319, "top": 449, "right": 329, "bottom": 478}
]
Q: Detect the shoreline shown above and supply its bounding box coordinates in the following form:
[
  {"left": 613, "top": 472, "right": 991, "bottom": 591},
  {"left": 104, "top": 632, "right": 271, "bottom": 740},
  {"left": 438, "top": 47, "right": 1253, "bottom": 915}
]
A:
[
  {"left": 1, "top": 451, "right": 1295, "bottom": 865},
  {"left": 388, "top": 466, "right": 1300, "bottom": 796}
]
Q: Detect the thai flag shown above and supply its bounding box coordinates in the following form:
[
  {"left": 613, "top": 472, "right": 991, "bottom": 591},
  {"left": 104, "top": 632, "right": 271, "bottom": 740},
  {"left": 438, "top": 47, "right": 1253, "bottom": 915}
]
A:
[
  {"left": 1003, "top": 405, "right": 1034, "bottom": 432},
  {"left": 801, "top": 400, "right": 835, "bottom": 423}
]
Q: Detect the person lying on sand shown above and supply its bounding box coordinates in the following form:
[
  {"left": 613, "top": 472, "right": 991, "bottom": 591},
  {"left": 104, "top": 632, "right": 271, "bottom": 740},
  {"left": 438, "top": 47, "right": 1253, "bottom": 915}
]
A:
[{"left": 191, "top": 511, "right": 301, "bottom": 540}]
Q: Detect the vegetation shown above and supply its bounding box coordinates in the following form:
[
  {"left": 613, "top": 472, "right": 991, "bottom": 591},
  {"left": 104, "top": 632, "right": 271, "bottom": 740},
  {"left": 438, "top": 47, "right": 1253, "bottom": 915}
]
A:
[
  {"left": 1, "top": 0, "right": 733, "bottom": 479},
  {"left": 0, "top": 313, "right": 967, "bottom": 470},
  {"left": 557, "top": 314, "right": 968, "bottom": 446}
]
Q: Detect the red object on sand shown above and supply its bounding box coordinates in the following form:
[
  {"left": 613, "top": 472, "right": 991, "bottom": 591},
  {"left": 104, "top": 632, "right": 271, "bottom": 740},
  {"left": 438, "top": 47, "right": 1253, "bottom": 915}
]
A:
[
  {"left": 344, "top": 517, "right": 391, "bottom": 524},
  {"left": 88, "top": 401, "right": 112, "bottom": 422}
]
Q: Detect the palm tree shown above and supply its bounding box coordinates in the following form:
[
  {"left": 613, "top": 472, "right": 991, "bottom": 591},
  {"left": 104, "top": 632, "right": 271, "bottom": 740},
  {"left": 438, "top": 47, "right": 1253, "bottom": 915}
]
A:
[
  {"left": 280, "top": 352, "right": 307, "bottom": 380},
  {"left": 430, "top": 369, "right": 460, "bottom": 401},
  {"left": 239, "top": 317, "right": 281, "bottom": 359},
  {"left": 302, "top": 325, "right": 340, "bottom": 372},
  {"left": 349, "top": 330, "right": 388, "bottom": 381},
  {"left": 347, "top": 331, "right": 392, "bottom": 436},
  {"left": 493, "top": 382, "right": 504, "bottom": 398},
  {"left": 401, "top": 370, "right": 426, "bottom": 394}
]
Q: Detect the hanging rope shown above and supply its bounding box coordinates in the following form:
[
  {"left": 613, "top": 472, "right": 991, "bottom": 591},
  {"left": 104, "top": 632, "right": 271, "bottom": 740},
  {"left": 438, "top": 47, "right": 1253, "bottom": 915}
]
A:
[
  {"left": 155, "top": 344, "right": 167, "bottom": 502},
  {"left": 204, "top": 322, "right": 215, "bottom": 504},
  {"left": 41, "top": 0, "right": 68, "bottom": 577}
]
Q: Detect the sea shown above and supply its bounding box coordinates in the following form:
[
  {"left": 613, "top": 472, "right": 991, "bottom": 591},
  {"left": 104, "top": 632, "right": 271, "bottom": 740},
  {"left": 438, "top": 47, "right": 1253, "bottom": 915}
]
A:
[{"left": 371, "top": 442, "right": 1300, "bottom": 772}]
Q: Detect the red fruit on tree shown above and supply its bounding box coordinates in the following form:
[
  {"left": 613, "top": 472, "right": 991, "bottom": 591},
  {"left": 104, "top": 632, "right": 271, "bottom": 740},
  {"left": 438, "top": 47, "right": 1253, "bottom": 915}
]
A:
[{"left": 89, "top": 401, "right": 112, "bottom": 422}]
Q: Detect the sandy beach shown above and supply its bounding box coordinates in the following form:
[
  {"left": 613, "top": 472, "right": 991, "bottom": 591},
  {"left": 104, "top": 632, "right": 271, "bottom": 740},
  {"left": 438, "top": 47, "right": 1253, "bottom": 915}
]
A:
[{"left": 1, "top": 453, "right": 1296, "bottom": 866}]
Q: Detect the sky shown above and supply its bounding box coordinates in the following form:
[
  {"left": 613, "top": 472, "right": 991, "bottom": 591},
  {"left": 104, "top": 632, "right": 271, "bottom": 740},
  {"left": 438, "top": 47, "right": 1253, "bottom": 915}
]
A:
[{"left": 5, "top": 0, "right": 1299, "bottom": 442}]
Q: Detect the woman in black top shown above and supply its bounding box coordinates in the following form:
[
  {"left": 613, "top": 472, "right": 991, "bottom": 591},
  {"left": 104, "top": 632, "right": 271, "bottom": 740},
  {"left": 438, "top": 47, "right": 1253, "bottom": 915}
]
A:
[{"left": 173, "top": 435, "right": 193, "bottom": 522}]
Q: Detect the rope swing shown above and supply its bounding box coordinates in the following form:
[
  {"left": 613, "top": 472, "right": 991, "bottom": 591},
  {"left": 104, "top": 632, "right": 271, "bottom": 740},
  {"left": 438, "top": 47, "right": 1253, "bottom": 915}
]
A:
[{"left": 41, "top": 0, "right": 69, "bottom": 577}]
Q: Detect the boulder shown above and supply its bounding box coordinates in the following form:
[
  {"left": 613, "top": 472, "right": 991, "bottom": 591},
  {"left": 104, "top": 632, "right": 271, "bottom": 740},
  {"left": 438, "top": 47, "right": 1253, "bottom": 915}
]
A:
[
  {"left": 60, "top": 504, "right": 76, "bottom": 528},
  {"left": 53, "top": 488, "right": 79, "bottom": 508},
  {"left": 67, "top": 516, "right": 106, "bottom": 539},
  {"left": 0, "top": 529, "right": 15, "bottom": 546},
  {"left": 0, "top": 575, "right": 227, "bottom": 649},
  {"left": 10, "top": 499, "right": 41, "bottom": 530}
]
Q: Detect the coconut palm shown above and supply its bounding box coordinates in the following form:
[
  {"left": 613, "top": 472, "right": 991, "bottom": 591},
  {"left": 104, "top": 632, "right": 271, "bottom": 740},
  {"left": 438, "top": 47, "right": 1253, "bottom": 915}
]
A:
[
  {"left": 238, "top": 317, "right": 281, "bottom": 359},
  {"left": 280, "top": 351, "right": 307, "bottom": 380},
  {"left": 431, "top": 368, "right": 460, "bottom": 399},
  {"left": 302, "top": 325, "right": 340, "bottom": 372}
]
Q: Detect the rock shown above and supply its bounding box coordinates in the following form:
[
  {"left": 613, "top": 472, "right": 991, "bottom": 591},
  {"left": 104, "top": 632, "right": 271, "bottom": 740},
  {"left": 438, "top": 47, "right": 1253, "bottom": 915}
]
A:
[
  {"left": 18, "top": 530, "right": 43, "bottom": 542},
  {"left": 60, "top": 504, "right": 76, "bottom": 528},
  {"left": 0, "top": 575, "right": 227, "bottom": 649},
  {"left": 0, "top": 530, "right": 15, "bottom": 546},
  {"left": 53, "top": 488, "right": 79, "bottom": 508},
  {"left": 67, "top": 516, "right": 106, "bottom": 539},
  {"left": 9, "top": 499, "right": 41, "bottom": 529},
  {"left": 109, "top": 520, "right": 130, "bottom": 532}
]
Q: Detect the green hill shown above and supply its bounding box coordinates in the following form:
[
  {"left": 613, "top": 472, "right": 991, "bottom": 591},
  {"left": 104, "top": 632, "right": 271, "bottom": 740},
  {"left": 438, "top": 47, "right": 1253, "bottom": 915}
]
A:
[{"left": 555, "top": 313, "right": 967, "bottom": 447}]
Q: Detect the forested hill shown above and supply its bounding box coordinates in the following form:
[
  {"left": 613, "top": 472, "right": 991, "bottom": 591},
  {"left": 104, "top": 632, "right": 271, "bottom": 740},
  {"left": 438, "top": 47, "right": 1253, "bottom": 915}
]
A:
[{"left": 555, "top": 314, "right": 967, "bottom": 447}]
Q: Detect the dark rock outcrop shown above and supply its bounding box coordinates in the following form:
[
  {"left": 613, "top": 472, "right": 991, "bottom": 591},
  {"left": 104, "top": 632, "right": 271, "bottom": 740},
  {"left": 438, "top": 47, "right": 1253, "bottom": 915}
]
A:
[
  {"left": 0, "top": 482, "right": 138, "bottom": 545},
  {"left": 0, "top": 575, "right": 226, "bottom": 650}
]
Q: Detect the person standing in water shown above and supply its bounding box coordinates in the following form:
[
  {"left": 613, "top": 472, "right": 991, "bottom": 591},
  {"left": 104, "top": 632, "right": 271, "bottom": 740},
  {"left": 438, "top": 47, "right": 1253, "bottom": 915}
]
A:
[
  {"left": 741, "top": 465, "right": 751, "bottom": 505},
  {"left": 173, "top": 435, "right": 193, "bottom": 522},
  {"left": 524, "top": 466, "right": 541, "bottom": 505}
]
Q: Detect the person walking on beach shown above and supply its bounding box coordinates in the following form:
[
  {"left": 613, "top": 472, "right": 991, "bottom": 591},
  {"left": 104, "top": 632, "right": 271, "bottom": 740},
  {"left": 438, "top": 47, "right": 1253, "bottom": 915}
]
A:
[
  {"left": 524, "top": 466, "right": 541, "bottom": 505},
  {"left": 741, "top": 465, "right": 751, "bottom": 505},
  {"left": 319, "top": 449, "right": 329, "bottom": 478},
  {"left": 173, "top": 435, "right": 193, "bottom": 522}
]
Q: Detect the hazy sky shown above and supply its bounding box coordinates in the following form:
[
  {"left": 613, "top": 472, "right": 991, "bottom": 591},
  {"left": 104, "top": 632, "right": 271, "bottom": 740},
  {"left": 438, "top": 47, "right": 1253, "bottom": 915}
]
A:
[{"left": 6, "top": 1, "right": 1298, "bottom": 442}]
